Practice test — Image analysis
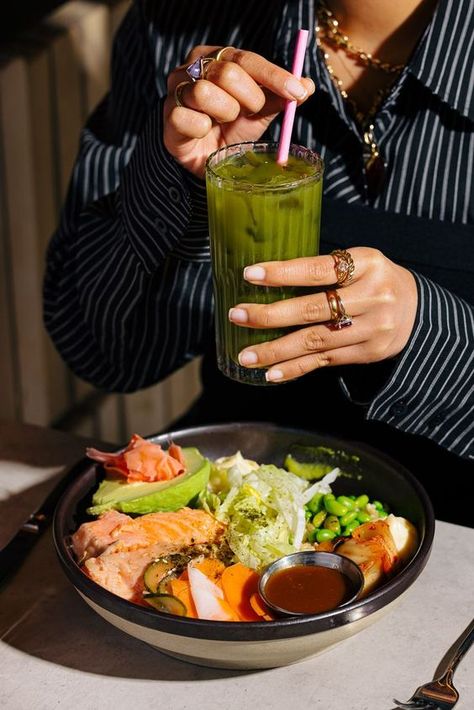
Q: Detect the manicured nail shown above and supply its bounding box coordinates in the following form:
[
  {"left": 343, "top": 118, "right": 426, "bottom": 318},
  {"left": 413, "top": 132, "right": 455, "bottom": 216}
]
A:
[
  {"left": 244, "top": 265, "right": 266, "bottom": 281},
  {"left": 285, "top": 77, "right": 307, "bottom": 100},
  {"left": 228, "top": 308, "right": 248, "bottom": 323},
  {"left": 239, "top": 351, "right": 258, "bottom": 366},
  {"left": 265, "top": 369, "right": 284, "bottom": 382}
]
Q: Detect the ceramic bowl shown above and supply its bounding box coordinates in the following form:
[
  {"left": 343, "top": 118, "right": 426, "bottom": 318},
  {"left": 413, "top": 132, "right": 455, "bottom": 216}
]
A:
[{"left": 53, "top": 422, "right": 435, "bottom": 670}]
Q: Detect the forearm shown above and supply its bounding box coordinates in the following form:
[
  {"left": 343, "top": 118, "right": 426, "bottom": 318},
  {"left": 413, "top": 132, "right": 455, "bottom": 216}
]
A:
[{"left": 44, "top": 200, "right": 213, "bottom": 391}]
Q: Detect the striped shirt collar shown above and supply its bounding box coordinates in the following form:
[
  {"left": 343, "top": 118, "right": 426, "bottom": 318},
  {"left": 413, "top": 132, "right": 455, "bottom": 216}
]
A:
[{"left": 407, "top": 0, "right": 474, "bottom": 122}]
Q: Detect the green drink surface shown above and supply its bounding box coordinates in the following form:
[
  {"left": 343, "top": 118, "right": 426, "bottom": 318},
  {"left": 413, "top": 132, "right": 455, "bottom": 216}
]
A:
[
  {"left": 207, "top": 149, "right": 323, "bottom": 384},
  {"left": 211, "top": 151, "right": 319, "bottom": 185}
]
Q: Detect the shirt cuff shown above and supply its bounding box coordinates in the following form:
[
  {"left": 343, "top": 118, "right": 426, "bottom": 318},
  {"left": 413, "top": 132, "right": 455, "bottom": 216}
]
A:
[{"left": 366, "top": 272, "right": 474, "bottom": 458}]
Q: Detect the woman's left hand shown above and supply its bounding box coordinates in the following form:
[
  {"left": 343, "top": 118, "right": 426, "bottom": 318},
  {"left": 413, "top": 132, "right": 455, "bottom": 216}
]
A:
[{"left": 228, "top": 247, "right": 418, "bottom": 383}]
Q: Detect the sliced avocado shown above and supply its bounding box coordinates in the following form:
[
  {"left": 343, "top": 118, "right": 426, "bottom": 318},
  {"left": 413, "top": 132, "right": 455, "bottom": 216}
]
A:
[
  {"left": 87, "top": 447, "right": 210, "bottom": 515},
  {"left": 285, "top": 445, "right": 361, "bottom": 481},
  {"left": 285, "top": 453, "right": 335, "bottom": 480}
]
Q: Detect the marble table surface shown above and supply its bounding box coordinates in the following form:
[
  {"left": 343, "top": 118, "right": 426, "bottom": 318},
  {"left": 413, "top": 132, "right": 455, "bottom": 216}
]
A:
[{"left": 0, "top": 420, "right": 473, "bottom": 710}]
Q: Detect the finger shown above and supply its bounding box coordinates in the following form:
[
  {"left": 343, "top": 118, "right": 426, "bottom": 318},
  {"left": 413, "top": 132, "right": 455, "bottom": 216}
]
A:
[
  {"left": 243, "top": 249, "right": 364, "bottom": 287},
  {"left": 219, "top": 48, "right": 310, "bottom": 101},
  {"left": 229, "top": 287, "right": 364, "bottom": 329},
  {"left": 206, "top": 61, "right": 315, "bottom": 114},
  {"left": 237, "top": 318, "right": 368, "bottom": 368},
  {"left": 165, "top": 103, "right": 213, "bottom": 141},
  {"left": 204, "top": 61, "right": 267, "bottom": 114},
  {"left": 263, "top": 344, "right": 369, "bottom": 383},
  {"left": 174, "top": 79, "right": 242, "bottom": 122}
]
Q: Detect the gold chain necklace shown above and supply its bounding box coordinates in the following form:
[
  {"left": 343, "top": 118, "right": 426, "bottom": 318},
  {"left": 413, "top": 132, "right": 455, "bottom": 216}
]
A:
[
  {"left": 315, "top": 1, "right": 404, "bottom": 197},
  {"left": 316, "top": 1, "right": 404, "bottom": 75}
]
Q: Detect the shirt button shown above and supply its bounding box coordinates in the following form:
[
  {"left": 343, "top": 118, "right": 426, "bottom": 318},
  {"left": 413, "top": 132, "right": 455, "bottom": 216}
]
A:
[
  {"left": 168, "top": 186, "right": 181, "bottom": 204},
  {"left": 154, "top": 217, "right": 168, "bottom": 236},
  {"left": 428, "top": 411, "right": 445, "bottom": 427},
  {"left": 390, "top": 400, "right": 408, "bottom": 416}
]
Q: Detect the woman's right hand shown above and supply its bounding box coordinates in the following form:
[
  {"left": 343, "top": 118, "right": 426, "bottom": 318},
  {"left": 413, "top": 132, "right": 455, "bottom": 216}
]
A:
[{"left": 163, "top": 46, "right": 315, "bottom": 177}]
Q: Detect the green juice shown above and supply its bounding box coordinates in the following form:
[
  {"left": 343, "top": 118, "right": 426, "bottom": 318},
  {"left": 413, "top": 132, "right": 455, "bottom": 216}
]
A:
[{"left": 206, "top": 142, "right": 323, "bottom": 385}]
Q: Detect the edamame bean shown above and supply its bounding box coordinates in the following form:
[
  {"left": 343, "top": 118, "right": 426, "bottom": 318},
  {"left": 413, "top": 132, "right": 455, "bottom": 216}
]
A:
[
  {"left": 324, "top": 497, "right": 349, "bottom": 517},
  {"left": 356, "top": 511, "right": 371, "bottom": 523},
  {"left": 312, "top": 510, "right": 327, "bottom": 528},
  {"left": 372, "top": 500, "right": 384, "bottom": 510},
  {"left": 377, "top": 509, "right": 388, "bottom": 518},
  {"left": 307, "top": 492, "right": 324, "bottom": 514},
  {"left": 355, "top": 494, "right": 369, "bottom": 509},
  {"left": 339, "top": 510, "right": 358, "bottom": 527},
  {"left": 337, "top": 495, "right": 355, "bottom": 510},
  {"left": 342, "top": 520, "right": 360, "bottom": 536},
  {"left": 315, "top": 528, "right": 337, "bottom": 543},
  {"left": 323, "top": 514, "right": 341, "bottom": 535}
]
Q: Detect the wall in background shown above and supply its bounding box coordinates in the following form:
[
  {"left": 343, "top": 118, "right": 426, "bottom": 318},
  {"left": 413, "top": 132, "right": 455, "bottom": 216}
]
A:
[{"left": 0, "top": 0, "right": 202, "bottom": 444}]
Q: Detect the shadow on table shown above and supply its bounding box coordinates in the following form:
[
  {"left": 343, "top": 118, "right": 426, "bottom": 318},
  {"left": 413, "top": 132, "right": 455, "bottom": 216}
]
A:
[{"left": 0, "top": 536, "right": 261, "bottom": 682}]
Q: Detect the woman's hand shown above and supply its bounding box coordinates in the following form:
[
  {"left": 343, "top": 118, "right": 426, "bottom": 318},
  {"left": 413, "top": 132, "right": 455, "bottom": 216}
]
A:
[
  {"left": 163, "top": 46, "right": 315, "bottom": 177},
  {"left": 228, "top": 248, "right": 418, "bottom": 383}
]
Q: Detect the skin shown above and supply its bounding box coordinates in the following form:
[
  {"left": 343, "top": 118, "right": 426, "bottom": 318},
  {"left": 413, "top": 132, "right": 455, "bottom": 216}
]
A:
[{"left": 163, "top": 1, "right": 434, "bottom": 383}]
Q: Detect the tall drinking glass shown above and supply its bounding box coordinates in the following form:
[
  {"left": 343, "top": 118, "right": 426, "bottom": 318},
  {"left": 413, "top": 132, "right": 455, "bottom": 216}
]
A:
[{"left": 206, "top": 141, "right": 323, "bottom": 385}]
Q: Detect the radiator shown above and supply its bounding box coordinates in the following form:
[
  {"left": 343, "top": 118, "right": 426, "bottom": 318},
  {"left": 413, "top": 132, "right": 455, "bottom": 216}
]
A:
[{"left": 0, "top": 0, "right": 202, "bottom": 443}]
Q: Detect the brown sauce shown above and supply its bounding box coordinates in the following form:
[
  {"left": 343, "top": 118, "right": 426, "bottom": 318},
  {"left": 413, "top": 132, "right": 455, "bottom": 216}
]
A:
[{"left": 264, "top": 564, "right": 352, "bottom": 614}]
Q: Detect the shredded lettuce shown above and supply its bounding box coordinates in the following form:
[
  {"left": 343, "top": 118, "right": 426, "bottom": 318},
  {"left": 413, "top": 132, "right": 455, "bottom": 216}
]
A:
[{"left": 214, "top": 463, "right": 340, "bottom": 570}]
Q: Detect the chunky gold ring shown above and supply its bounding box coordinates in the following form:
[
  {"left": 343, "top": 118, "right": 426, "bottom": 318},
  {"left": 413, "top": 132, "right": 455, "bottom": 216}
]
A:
[
  {"left": 331, "top": 248, "right": 355, "bottom": 286},
  {"left": 185, "top": 46, "right": 234, "bottom": 82},
  {"left": 326, "top": 289, "right": 353, "bottom": 330},
  {"left": 208, "top": 45, "right": 234, "bottom": 62},
  {"left": 174, "top": 80, "right": 193, "bottom": 107}
]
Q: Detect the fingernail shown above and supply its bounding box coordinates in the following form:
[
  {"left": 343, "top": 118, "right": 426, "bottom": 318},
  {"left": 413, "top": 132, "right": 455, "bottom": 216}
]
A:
[
  {"left": 239, "top": 351, "right": 258, "bottom": 366},
  {"left": 228, "top": 308, "right": 248, "bottom": 323},
  {"left": 265, "top": 369, "right": 284, "bottom": 382},
  {"left": 244, "top": 265, "right": 266, "bottom": 281},
  {"left": 285, "top": 78, "right": 307, "bottom": 100}
]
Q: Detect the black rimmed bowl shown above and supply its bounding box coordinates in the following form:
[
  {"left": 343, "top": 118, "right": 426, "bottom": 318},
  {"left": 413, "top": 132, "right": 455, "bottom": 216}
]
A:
[{"left": 53, "top": 422, "right": 435, "bottom": 670}]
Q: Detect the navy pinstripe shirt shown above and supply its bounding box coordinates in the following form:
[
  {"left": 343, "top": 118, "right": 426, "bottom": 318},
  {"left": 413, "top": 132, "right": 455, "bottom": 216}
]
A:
[{"left": 44, "top": 0, "right": 474, "bottom": 459}]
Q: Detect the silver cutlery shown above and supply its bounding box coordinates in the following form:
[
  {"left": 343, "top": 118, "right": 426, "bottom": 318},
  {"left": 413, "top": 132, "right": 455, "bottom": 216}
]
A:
[{"left": 393, "top": 616, "right": 474, "bottom": 709}]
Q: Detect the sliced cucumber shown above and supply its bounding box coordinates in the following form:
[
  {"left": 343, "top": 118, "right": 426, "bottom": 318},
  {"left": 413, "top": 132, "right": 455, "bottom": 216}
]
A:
[
  {"left": 144, "top": 559, "right": 176, "bottom": 593},
  {"left": 143, "top": 554, "right": 189, "bottom": 593},
  {"left": 144, "top": 594, "right": 187, "bottom": 616}
]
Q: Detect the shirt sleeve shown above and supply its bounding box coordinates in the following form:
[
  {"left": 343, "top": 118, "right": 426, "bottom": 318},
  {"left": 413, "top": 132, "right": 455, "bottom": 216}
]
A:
[
  {"left": 341, "top": 272, "right": 474, "bottom": 459},
  {"left": 43, "top": 2, "right": 213, "bottom": 392}
]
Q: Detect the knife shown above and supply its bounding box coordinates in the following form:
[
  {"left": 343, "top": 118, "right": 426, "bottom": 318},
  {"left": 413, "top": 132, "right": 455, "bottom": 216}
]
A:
[{"left": 0, "top": 457, "right": 87, "bottom": 588}]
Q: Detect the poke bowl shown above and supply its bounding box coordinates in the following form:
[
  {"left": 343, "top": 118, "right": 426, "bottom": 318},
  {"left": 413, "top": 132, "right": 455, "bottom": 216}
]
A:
[{"left": 53, "top": 422, "right": 435, "bottom": 670}]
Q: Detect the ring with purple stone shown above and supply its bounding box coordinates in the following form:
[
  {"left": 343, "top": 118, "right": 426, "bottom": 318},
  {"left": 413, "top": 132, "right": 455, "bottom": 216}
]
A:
[
  {"left": 185, "top": 56, "right": 216, "bottom": 82},
  {"left": 185, "top": 46, "right": 234, "bottom": 82},
  {"left": 331, "top": 248, "right": 355, "bottom": 286}
]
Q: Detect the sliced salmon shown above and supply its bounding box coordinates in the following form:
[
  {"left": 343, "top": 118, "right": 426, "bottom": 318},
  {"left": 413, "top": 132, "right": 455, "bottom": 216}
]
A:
[
  {"left": 77, "top": 508, "right": 226, "bottom": 601},
  {"left": 71, "top": 510, "right": 131, "bottom": 562}
]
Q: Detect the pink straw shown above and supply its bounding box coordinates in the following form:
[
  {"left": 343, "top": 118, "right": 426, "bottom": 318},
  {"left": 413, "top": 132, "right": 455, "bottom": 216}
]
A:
[{"left": 276, "top": 29, "right": 309, "bottom": 165}]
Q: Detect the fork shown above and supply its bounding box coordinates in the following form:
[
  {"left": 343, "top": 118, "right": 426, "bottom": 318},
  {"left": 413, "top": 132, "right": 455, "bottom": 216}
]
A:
[{"left": 393, "top": 617, "right": 474, "bottom": 709}]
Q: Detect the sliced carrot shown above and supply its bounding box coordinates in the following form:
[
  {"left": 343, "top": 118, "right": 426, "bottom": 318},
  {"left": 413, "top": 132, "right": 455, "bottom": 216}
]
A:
[
  {"left": 249, "top": 592, "right": 274, "bottom": 621},
  {"left": 221, "top": 563, "right": 262, "bottom": 622},
  {"left": 170, "top": 578, "right": 198, "bottom": 618},
  {"left": 192, "top": 557, "right": 226, "bottom": 584}
]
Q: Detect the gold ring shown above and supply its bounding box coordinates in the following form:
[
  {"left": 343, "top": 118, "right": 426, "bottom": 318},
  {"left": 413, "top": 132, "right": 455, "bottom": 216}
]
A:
[
  {"left": 326, "top": 289, "right": 353, "bottom": 330},
  {"left": 331, "top": 249, "right": 355, "bottom": 286},
  {"left": 174, "top": 80, "right": 192, "bottom": 108},
  {"left": 208, "top": 45, "right": 234, "bottom": 62}
]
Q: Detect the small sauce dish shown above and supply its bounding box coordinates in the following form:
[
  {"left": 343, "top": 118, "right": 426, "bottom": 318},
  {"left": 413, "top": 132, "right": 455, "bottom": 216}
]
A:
[{"left": 259, "top": 551, "right": 364, "bottom": 617}]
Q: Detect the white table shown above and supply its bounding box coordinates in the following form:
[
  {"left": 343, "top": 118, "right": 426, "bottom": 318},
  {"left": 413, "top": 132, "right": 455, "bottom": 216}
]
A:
[{"left": 0, "top": 421, "right": 473, "bottom": 710}]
